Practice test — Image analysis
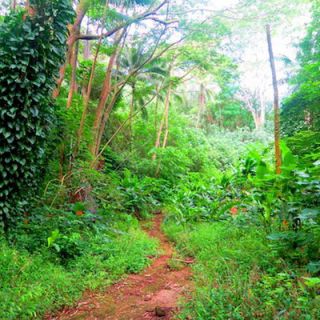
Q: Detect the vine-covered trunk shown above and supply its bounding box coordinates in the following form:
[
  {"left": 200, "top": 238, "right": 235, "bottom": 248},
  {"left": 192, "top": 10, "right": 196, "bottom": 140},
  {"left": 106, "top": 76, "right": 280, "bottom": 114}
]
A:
[{"left": 0, "top": 0, "right": 74, "bottom": 232}]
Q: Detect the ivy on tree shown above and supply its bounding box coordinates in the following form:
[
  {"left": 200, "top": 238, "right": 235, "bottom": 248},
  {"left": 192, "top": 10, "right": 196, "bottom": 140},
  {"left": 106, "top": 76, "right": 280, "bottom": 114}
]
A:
[{"left": 0, "top": 0, "right": 74, "bottom": 232}]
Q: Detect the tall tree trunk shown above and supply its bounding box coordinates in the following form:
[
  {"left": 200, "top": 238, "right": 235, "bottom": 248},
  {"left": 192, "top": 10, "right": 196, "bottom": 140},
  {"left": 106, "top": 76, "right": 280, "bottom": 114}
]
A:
[
  {"left": 152, "top": 105, "right": 166, "bottom": 161},
  {"left": 152, "top": 82, "right": 171, "bottom": 160},
  {"left": 90, "top": 30, "right": 124, "bottom": 156},
  {"left": 72, "top": 0, "right": 110, "bottom": 164},
  {"left": 258, "top": 86, "right": 266, "bottom": 128},
  {"left": 154, "top": 83, "right": 171, "bottom": 176},
  {"left": 94, "top": 90, "right": 120, "bottom": 158},
  {"left": 161, "top": 84, "right": 171, "bottom": 148},
  {"left": 154, "top": 84, "right": 161, "bottom": 133},
  {"left": 53, "top": 63, "right": 67, "bottom": 98},
  {"left": 59, "top": 143, "right": 65, "bottom": 180},
  {"left": 53, "top": 0, "right": 88, "bottom": 98},
  {"left": 129, "top": 83, "right": 135, "bottom": 148},
  {"left": 90, "top": 50, "right": 118, "bottom": 156},
  {"left": 196, "top": 83, "right": 205, "bottom": 128},
  {"left": 253, "top": 112, "right": 262, "bottom": 129},
  {"left": 206, "top": 104, "right": 214, "bottom": 124},
  {"left": 11, "top": 0, "right": 16, "bottom": 10},
  {"left": 218, "top": 104, "right": 223, "bottom": 129},
  {"left": 81, "top": 26, "right": 91, "bottom": 97},
  {"left": 83, "top": 20, "right": 91, "bottom": 59},
  {"left": 73, "top": 37, "right": 104, "bottom": 161},
  {"left": 243, "top": 93, "right": 265, "bottom": 130},
  {"left": 266, "top": 24, "right": 281, "bottom": 174},
  {"left": 66, "top": 39, "right": 79, "bottom": 108},
  {"left": 152, "top": 66, "right": 173, "bottom": 160}
]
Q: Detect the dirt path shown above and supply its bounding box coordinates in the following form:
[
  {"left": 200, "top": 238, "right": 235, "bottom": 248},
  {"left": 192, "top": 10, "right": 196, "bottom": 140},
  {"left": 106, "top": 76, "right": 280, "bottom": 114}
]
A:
[{"left": 48, "top": 214, "right": 192, "bottom": 320}]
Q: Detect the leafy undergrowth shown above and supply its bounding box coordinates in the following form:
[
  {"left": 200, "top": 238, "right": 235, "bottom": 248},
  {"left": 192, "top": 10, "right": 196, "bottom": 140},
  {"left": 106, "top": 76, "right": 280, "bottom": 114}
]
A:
[
  {"left": 163, "top": 221, "right": 320, "bottom": 320},
  {"left": 0, "top": 212, "right": 158, "bottom": 320}
]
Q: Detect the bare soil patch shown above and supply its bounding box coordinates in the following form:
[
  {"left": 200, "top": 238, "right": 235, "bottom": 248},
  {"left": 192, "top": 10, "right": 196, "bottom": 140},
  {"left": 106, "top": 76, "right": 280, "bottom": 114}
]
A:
[{"left": 47, "top": 214, "right": 192, "bottom": 320}]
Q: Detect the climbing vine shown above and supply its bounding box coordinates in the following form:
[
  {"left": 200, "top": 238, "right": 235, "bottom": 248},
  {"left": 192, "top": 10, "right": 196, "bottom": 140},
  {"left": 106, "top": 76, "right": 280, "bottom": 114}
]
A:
[{"left": 0, "top": 0, "right": 74, "bottom": 232}]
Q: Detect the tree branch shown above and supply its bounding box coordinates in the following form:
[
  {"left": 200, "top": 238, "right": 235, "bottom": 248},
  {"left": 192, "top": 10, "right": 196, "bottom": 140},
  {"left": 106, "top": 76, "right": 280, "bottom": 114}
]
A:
[
  {"left": 92, "top": 65, "right": 197, "bottom": 165},
  {"left": 76, "top": 0, "right": 169, "bottom": 41}
]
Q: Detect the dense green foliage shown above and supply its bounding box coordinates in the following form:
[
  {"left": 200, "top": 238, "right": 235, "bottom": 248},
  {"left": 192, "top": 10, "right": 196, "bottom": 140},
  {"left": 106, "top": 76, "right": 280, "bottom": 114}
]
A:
[
  {"left": 0, "top": 0, "right": 73, "bottom": 231},
  {"left": 282, "top": 1, "right": 320, "bottom": 136},
  {"left": 163, "top": 131, "right": 320, "bottom": 319},
  {"left": 0, "top": 0, "right": 319, "bottom": 319},
  {"left": 0, "top": 213, "right": 157, "bottom": 319},
  {"left": 164, "top": 222, "right": 320, "bottom": 319}
]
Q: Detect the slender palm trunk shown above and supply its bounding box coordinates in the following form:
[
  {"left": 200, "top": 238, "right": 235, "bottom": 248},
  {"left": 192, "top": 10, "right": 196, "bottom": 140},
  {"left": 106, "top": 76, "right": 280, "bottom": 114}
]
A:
[
  {"left": 266, "top": 24, "right": 281, "bottom": 174},
  {"left": 154, "top": 84, "right": 161, "bottom": 133},
  {"left": 94, "top": 90, "right": 120, "bottom": 158},
  {"left": 152, "top": 109, "right": 166, "bottom": 160},
  {"left": 196, "top": 83, "right": 205, "bottom": 128},
  {"left": 66, "top": 40, "right": 79, "bottom": 108},
  {"left": 161, "top": 85, "right": 171, "bottom": 148},
  {"left": 73, "top": 37, "right": 104, "bottom": 162},
  {"left": 154, "top": 83, "right": 171, "bottom": 176},
  {"left": 259, "top": 87, "right": 266, "bottom": 128},
  {"left": 129, "top": 83, "right": 135, "bottom": 148},
  {"left": 73, "top": 0, "right": 110, "bottom": 160},
  {"left": 90, "top": 50, "right": 118, "bottom": 156},
  {"left": 152, "top": 82, "right": 171, "bottom": 160}
]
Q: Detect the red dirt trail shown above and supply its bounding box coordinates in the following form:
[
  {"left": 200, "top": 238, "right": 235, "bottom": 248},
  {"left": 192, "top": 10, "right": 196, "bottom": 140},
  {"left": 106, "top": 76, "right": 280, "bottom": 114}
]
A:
[{"left": 47, "top": 214, "right": 192, "bottom": 320}]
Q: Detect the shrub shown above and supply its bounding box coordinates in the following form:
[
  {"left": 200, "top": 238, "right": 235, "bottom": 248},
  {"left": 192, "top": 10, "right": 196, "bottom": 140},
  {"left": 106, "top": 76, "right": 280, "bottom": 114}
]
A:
[
  {"left": 0, "top": 214, "right": 158, "bottom": 319},
  {"left": 163, "top": 222, "right": 320, "bottom": 320}
]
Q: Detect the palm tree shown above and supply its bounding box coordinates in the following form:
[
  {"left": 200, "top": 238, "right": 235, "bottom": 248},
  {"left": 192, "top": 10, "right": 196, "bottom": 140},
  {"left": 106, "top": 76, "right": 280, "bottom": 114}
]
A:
[{"left": 118, "top": 44, "right": 167, "bottom": 145}]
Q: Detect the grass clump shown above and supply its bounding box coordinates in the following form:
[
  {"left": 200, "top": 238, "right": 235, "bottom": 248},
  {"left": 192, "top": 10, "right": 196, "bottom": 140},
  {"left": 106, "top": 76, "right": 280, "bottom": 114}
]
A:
[
  {"left": 163, "top": 221, "right": 320, "bottom": 320},
  {"left": 0, "top": 213, "right": 158, "bottom": 320}
]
